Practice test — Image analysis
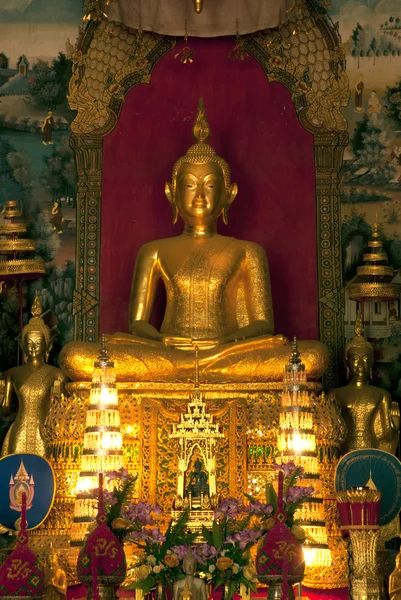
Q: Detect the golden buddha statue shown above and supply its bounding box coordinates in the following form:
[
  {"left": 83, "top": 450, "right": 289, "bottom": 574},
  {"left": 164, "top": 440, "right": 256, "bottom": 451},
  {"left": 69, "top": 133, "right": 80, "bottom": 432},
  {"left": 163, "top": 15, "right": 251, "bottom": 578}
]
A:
[
  {"left": 328, "top": 311, "right": 400, "bottom": 454},
  {"left": 0, "top": 294, "right": 66, "bottom": 457},
  {"left": 43, "top": 544, "right": 67, "bottom": 600},
  {"left": 390, "top": 549, "right": 401, "bottom": 600},
  {"left": 61, "top": 98, "right": 328, "bottom": 383},
  {"left": 174, "top": 548, "right": 207, "bottom": 600}
]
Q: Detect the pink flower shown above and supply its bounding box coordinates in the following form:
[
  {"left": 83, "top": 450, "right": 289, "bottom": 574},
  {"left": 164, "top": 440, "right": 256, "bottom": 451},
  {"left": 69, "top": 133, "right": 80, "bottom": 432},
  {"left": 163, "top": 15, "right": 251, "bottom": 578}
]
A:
[
  {"left": 192, "top": 544, "right": 218, "bottom": 565},
  {"left": 285, "top": 485, "right": 314, "bottom": 504},
  {"left": 214, "top": 498, "right": 245, "bottom": 520},
  {"left": 249, "top": 501, "right": 273, "bottom": 517},
  {"left": 106, "top": 467, "right": 131, "bottom": 483},
  {"left": 224, "top": 529, "right": 262, "bottom": 550},
  {"left": 272, "top": 461, "right": 304, "bottom": 478}
]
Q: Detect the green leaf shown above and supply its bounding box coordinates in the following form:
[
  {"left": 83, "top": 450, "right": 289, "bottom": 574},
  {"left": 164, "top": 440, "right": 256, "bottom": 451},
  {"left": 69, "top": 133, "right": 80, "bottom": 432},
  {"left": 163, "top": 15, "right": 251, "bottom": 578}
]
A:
[
  {"left": 202, "top": 525, "right": 214, "bottom": 546},
  {"left": 265, "top": 483, "right": 278, "bottom": 512},
  {"left": 212, "top": 519, "right": 223, "bottom": 550}
]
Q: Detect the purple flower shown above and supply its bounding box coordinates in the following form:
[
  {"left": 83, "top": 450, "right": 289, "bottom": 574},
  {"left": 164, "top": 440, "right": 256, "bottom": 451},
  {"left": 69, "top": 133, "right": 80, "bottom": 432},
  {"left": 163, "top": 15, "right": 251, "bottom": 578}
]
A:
[
  {"left": 248, "top": 501, "right": 273, "bottom": 517},
  {"left": 224, "top": 529, "right": 262, "bottom": 550},
  {"left": 89, "top": 487, "right": 118, "bottom": 505},
  {"left": 272, "top": 461, "right": 304, "bottom": 478},
  {"left": 285, "top": 485, "right": 314, "bottom": 504},
  {"left": 126, "top": 527, "right": 166, "bottom": 544},
  {"left": 214, "top": 498, "right": 245, "bottom": 520},
  {"left": 171, "top": 545, "right": 189, "bottom": 561},
  {"left": 121, "top": 501, "right": 161, "bottom": 526},
  {"left": 192, "top": 544, "right": 218, "bottom": 565},
  {"left": 106, "top": 467, "right": 131, "bottom": 483}
]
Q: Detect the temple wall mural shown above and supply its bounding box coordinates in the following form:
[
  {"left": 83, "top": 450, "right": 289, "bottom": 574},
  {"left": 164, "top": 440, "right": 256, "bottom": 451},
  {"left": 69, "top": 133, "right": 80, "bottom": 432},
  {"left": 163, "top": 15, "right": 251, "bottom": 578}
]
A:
[
  {"left": 0, "top": 0, "right": 81, "bottom": 380},
  {"left": 332, "top": 0, "right": 401, "bottom": 401}
]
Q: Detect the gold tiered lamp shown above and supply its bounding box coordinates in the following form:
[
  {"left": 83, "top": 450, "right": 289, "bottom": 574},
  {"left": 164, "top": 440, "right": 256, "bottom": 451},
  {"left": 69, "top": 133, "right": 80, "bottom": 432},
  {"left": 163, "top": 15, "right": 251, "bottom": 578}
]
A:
[
  {"left": 0, "top": 199, "right": 45, "bottom": 331},
  {"left": 170, "top": 347, "right": 224, "bottom": 531},
  {"left": 71, "top": 335, "right": 124, "bottom": 549},
  {"left": 278, "top": 338, "right": 331, "bottom": 570}
]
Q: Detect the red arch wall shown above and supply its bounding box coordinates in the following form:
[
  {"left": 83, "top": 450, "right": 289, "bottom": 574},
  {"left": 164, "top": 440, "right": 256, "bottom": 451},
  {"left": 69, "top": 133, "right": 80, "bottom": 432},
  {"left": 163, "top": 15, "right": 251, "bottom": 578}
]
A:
[{"left": 100, "top": 37, "right": 318, "bottom": 340}]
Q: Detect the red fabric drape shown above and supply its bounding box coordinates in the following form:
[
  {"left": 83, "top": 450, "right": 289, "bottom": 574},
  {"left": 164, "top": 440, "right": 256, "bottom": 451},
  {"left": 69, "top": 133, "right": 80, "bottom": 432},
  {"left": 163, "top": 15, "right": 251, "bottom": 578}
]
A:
[{"left": 101, "top": 37, "right": 318, "bottom": 341}]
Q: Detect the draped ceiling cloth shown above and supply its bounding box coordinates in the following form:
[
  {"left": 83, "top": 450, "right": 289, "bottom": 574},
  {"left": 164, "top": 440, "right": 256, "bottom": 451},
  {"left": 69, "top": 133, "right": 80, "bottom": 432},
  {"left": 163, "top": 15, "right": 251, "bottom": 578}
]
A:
[{"left": 100, "top": 0, "right": 294, "bottom": 36}]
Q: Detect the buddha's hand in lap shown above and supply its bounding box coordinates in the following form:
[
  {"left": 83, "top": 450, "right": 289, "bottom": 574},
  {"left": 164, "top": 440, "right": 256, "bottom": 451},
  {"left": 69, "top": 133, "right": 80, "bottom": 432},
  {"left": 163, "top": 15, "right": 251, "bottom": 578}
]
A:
[{"left": 162, "top": 336, "right": 220, "bottom": 350}]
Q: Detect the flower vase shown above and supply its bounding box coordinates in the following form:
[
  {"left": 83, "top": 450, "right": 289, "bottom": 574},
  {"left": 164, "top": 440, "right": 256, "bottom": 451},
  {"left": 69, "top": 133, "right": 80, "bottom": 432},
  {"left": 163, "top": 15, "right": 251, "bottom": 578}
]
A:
[{"left": 221, "top": 583, "right": 230, "bottom": 600}]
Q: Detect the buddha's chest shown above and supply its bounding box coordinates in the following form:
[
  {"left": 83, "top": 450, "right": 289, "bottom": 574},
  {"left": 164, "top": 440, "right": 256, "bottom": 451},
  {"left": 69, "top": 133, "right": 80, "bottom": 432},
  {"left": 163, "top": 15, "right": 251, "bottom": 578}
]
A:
[{"left": 160, "top": 240, "right": 243, "bottom": 297}]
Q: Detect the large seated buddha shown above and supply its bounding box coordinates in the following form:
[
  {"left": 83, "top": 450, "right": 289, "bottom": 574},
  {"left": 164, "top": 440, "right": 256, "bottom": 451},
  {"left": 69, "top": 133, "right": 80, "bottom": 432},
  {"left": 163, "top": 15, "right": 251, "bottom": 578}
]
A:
[{"left": 61, "top": 99, "right": 328, "bottom": 383}]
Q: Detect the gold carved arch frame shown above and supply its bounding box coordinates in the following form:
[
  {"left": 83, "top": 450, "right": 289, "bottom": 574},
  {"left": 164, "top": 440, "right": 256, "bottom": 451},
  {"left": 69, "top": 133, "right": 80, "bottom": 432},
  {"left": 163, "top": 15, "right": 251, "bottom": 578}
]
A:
[{"left": 68, "top": 0, "right": 349, "bottom": 388}]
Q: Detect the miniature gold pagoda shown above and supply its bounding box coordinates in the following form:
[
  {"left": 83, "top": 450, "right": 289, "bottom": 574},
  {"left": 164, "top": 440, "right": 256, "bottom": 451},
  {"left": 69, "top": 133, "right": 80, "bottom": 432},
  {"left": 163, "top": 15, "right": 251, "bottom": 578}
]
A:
[{"left": 170, "top": 348, "right": 223, "bottom": 529}]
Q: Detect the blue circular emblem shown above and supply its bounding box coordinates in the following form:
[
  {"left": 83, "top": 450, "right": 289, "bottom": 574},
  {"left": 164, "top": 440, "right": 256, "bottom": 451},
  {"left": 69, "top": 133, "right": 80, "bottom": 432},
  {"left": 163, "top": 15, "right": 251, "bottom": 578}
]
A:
[
  {"left": 335, "top": 449, "right": 401, "bottom": 526},
  {"left": 0, "top": 453, "right": 55, "bottom": 530}
]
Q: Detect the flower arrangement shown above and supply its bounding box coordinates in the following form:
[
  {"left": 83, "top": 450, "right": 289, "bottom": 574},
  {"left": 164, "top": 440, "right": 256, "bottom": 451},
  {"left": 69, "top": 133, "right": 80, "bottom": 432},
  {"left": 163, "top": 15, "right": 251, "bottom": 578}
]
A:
[
  {"left": 195, "top": 498, "right": 262, "bottom": 599},
  {"left": 128, "top": 510, "right": 197, "bottom": 594},
  {"left": 88, "top": 468, "right": 160, "bottom": 543},
  {"left": 247, "top": 461, "right": 314, "bottom": 539}
]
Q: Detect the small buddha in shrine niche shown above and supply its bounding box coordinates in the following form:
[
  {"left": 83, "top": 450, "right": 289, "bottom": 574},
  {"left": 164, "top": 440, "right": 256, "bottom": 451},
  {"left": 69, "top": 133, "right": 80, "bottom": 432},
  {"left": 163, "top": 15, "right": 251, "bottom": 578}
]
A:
[{"left": 187, "top": 458, "right": 209, "bottom": 499}]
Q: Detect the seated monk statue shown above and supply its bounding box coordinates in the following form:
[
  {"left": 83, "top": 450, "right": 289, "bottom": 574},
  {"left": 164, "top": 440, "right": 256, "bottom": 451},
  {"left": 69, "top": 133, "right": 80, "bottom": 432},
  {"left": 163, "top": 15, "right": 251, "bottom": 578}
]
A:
[
  {"left": 60, "top": 98, "right": 328, "bottom": 383},
  {"left": 328, "top": 311, "right": 400, "bottom": 454}
]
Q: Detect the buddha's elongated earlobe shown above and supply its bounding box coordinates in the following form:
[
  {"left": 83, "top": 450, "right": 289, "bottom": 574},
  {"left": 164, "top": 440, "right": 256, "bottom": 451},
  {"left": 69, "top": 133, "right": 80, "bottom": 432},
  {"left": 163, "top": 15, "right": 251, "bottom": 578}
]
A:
[
  {"left": 165, "top": 182, "right": 178, "bottom": 224},
  {"left": 222, "top": 207, "right": 229, "bottom": 225}
]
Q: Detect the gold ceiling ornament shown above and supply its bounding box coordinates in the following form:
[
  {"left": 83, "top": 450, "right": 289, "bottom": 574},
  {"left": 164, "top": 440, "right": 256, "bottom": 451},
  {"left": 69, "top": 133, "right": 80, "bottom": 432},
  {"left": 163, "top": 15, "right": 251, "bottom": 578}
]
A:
[
  {"left": 193, "top": 0, "right": 204, "bottom": 13},
  {"left": 174, "top": 19, "right": 195, "bottom": 64}
]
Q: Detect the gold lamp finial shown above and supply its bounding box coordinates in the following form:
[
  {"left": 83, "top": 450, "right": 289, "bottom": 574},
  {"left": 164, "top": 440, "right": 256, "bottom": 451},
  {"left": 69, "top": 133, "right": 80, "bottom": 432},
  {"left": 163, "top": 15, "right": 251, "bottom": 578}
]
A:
[
  {"left": 345, "top": 308, "right": 373, "bottom": 357},
  {"left": 373, "top": 214, "right": 380, "bottom": 238},
  {"left": 192, "top": 98, "right": 211, "bottom": 144},
  {"left": 354, "top": 308, "right": 364, "bottom": 337},
  {"left": 31, "top": 290, "right": 42, "bottom": 318}
]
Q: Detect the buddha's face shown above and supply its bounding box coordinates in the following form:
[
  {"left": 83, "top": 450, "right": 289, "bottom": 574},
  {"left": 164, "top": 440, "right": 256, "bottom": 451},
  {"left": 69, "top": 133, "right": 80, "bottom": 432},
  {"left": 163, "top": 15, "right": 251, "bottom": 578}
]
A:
[
  {"left": 347, "top": 348, "right": 372, "bottom": 381},
  {"left": 176, "top": 162, "right": 225, "bottom": 222},
  {"left": 23, "top": 331, "right": 47, "bottom": 361},
  {"left": 183, "top": 556, "right": 196, "bottom": 576}
]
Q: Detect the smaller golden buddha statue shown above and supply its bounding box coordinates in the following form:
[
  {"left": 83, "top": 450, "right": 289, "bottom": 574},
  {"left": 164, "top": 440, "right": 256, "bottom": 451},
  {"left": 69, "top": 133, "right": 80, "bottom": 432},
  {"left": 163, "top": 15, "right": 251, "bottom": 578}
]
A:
[
  {"left": 43, "top": 544, "right": 67, "bottom": 600},
  {"left": 390, "top": 549, "right": 401, "bottom": 600},
  {"left": 174, "top": 548, "right": 207, "bottom": 600},
  {"left": 0, "top": 293, "right": 66, "bottom": 457},
  {"left": 328, "top": 311, "right": 399, "bottom": 454}
]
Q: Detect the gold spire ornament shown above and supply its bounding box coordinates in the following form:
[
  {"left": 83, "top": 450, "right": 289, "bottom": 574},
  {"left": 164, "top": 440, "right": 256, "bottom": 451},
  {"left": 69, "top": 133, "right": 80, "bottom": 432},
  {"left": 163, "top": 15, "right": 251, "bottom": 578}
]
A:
[
  {"left": 22, "top": 292, "right": 51, "bottom": 348},
  {"left": 348, "top": 215, "right": 399, "bottom": 303}
]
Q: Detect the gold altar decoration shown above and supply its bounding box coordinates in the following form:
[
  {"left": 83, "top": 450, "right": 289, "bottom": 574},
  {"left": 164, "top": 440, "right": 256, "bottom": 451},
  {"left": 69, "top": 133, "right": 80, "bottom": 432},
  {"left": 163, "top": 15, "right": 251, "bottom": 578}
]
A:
[
  {"left": 170, "top": 348, "right": 223, "bottom": 531},
  {"left": 348, "top": 217, "right": 399, "bottom": 304},
  {"left": 66, "top": 0, "right": 349, "bottom": 388},
  {"left": 70, "top": 336, "right": 124, "bottom": 556},
  {"left": 337, "top": 488, "right": 382, "bottom": 600},
  {"left": 277, "top": 338, "right": 331, "bottom": 571}
]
